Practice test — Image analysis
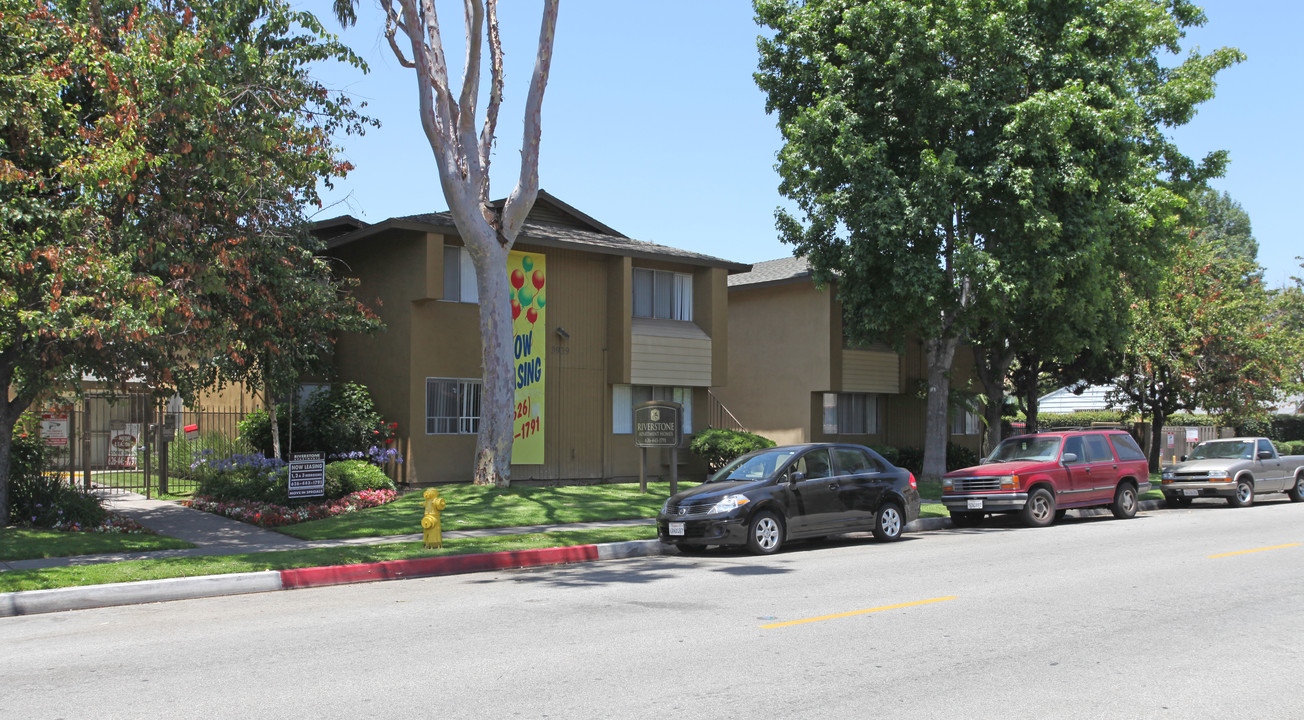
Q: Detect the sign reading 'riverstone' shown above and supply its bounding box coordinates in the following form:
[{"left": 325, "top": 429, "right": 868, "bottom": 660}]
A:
[{"left": 633, "top": 401, "right": 683, "bottom": 448}]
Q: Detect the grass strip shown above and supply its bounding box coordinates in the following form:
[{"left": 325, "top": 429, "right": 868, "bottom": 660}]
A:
[
  {"left": 0, "top": 526, "right": 660, "bottom": 593},
  {"left": 0, "top": 528, "right": 195, "bottom": 562},
  {"left": 281, "top": 482, "right": 682, "bottom": 540}
]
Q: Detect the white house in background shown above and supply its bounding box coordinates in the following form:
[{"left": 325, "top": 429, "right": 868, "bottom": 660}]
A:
[
  {"left": 1041, "top": 384, "right": 1302, "bottom": 416},
  {"left": 1038, "top": 384, "right": 1122, "bottom": 414}
]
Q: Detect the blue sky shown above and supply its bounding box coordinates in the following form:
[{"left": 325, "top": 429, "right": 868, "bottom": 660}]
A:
[{"left": 300, "top": 0, "right": 1301, "bottom": 289}]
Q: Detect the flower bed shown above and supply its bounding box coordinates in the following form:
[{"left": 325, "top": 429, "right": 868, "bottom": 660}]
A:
[
  {"left": 48, "top": 512, "right": 155, "bottom": 535},
  {"left": 184, "top": 489, "right": 398, "bottom": 528}
]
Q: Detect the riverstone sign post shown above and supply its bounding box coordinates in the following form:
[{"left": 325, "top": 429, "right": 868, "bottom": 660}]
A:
[{"left": 633, "top": 400, "right": 684, "bottom": 494}]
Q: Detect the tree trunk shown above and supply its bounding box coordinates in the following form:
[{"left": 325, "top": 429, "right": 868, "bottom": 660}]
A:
[
  {"left": 0, "top": 398, "right": 33, "bottom": 527},
  {"left": 469, "top": 234, "right": 514, "bottom": 487},
  {"left": 1148, "top": 405, "right": 1167, "bottom": 473},
  {"left": 0, "top": 356, "right": 34, "bottom": 526},
  {"left": 974, "top": 345, "right": 1013, "bottom": 454},
  {"left": 922, "top": 335, "right": 959, "bottom": 484},
  {"left": 0, "top": 420, "right": 12, "bottom": 527},
  {"left": 269, "top": 397, "right": 282, "bottom": 461}
]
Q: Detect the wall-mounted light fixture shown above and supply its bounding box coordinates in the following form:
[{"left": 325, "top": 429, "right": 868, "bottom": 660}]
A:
[{"left": 555, "top": 326, "right": 570, "bottom": 340}]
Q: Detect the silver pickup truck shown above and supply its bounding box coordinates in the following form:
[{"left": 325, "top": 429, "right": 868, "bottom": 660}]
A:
[{"left": 1160, "top": 437, "right": 1304, "bottom": 508}]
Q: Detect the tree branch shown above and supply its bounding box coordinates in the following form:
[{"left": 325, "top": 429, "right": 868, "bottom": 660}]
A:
[
  {"left": 500, "top": 0, "right": 558, "bottom": 243},
  {"left": 458, "top": 0, "right": 486, "bottom": 195},
  {"left": 479, "top": 0, "right": 505, "bottom": 218}
]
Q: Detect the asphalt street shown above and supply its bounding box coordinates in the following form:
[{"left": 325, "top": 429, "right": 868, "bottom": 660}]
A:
[{"left": 2, "top": 499, "right": 1300, "bottom": 719}]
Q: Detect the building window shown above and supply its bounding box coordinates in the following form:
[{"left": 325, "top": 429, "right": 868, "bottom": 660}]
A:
[
  {"left": 443, "top": 246, "right": 479, "bottom": 303},
  {"left": 822, "top": 393, "right": 879, "bottom": 435},
  {"left": 613, "top": 385, "right": 693, "bottom": 434},
  {"left": 426, "top": 378, "right": 481, "bottom": 434},
  {"left": 950, "top": 405, "right": 981, "bottom": 435},
  {"left": 632, "top": 268, "right": 692, "bottom": 321}
]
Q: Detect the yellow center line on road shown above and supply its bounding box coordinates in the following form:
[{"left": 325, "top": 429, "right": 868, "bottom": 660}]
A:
[
  {"left": 1208, "top": 543, "right": 1300, "bottom": 559},
  {"left": 760, "top": 596, "right": 957, "bottom": 629}
]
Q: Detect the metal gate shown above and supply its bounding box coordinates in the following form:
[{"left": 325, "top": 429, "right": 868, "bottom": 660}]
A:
[{"left": 41, "top": 394, "right": 248, "bottom": 499}]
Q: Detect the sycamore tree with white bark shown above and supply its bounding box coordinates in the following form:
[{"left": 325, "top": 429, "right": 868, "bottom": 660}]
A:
[{"left": 333, "top": 0, "right": 558, "bottom": 487}]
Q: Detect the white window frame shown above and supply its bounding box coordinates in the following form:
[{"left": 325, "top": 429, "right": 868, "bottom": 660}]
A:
[
  {"left": 822, "top": 392, "right": 880, "bottom": 435},
  {"left": 426, "top": 378, "right": 482, "bottom": 434},
  {"left": 632, "top": 268, "right": 692, "bottom": 321},
  {"left": 443, "top": 245, "right": 479, "bottom": 303},
  {"left": 613, "top": 384, "right": 693, "bottom": 434}
]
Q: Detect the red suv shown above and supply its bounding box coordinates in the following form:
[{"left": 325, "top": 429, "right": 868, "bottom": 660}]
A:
[{"left": 942, "top": 430, "right": 1151, "bottom": 528}]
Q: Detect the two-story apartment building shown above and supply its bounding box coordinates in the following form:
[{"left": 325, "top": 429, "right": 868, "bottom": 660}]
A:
[
  {"left": 318, "top": 192, "right": 750, "bottom": 485},
  {"left": 714, "top": 256, "right": 983, "bottom": 454}
]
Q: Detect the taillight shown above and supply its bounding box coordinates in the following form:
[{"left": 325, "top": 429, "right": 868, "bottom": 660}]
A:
[{"left": 908, "top": 472, "right": 917, "bottom": 489}]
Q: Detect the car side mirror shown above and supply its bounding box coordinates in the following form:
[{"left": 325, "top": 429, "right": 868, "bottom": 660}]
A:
[
  {"left": 1258, "top": 451, "right": 1273, "bottom": 460},
  {"left": 789, "top": 471, "right": 805, "bottom": 483},
  {"left": 1180, "top": 455, "right": 1187, "bottom": 462},
  {"left": 1061, "top": 453, "right": 1078, "bottom": 464}
]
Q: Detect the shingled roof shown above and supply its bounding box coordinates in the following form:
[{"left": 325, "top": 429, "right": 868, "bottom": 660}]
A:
[
  {"left": 320, "top": 190, "right": 750, "bottom": 273},
  {"left": 727, "top": 255, "right": 812, "bottom": 288}
]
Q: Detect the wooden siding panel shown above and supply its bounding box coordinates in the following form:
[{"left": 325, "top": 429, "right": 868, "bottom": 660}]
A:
[
  {"left": 631, "top": 333, "right": 712, "bottom": 386},
  {"left": 841, "top": 349, "right": 900, "bottom": 394}
]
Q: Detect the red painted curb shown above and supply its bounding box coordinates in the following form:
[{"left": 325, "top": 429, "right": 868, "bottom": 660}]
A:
[{"left": 279, "top": 544, "right": 602, "bottom": 589}]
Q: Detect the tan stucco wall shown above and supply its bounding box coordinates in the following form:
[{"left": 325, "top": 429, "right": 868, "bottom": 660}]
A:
[
  {"left": 715, "top": 280, "right": 833, "bottom": 445},
  {"left": 332, "top": 230, "right": 728, "bottom": 485}
]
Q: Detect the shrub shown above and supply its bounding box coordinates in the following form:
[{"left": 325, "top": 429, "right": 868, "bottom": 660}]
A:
[
  {"left": 869, "top": 445, "right": 900, "bottom": 466},
  {"left": 895, "top": 447, "right": 924, "bottom": 477},
  {"left": 323, "top": 460, "right": 395, "bottom": 500},
  {"left": 1030, "top": 411, "right": 1135, "bottom": 429},
  {"left": 690, "top": 428, "right": 777, "bottom": 473},
  {"left": 878, "top": 444, "right": 978, "bottom": 475},
  {"left": 9, "top": 429, "right": 106, "bottom": 528},
  {"left": 237, "top": 383, "right": 398, "bottom": 460},
  {"left": 1279, "top": 440, "right": 1304, "bottom": 456},
  {"left": 301, "top": 383, "right": 396, "bottom": 456},
  {"left": 947, "top": 442, "right": 981, "bottom": 471},
  {"left": 193, "top": 454, "right": 288, "bottom": 504}
]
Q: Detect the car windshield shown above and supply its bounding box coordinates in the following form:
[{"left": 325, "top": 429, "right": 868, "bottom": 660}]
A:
[
  {"left": 1188, "top": 441, "right": 1253, "bottom": 460},
  {"left": 710, "top": 449, "right": 798, "bottom": 482},
  {"left": 986, "top": 437, "right": 1062, "bottom": 463}
]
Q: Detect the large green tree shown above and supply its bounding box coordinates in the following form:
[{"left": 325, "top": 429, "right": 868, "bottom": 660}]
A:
[
  {"left": 754, "top": 0, "right": 1239, "bottom": 481},
  {"left": 1112, "top": 199, "right": 1294, "bottom": 470},
  {"left": 0, "top": 0, "right": 374, "bottom": 524}
]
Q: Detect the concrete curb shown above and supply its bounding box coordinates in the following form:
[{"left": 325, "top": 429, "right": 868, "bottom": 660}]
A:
[
  {"left": 0, "top": 571, "right": 283, "bottom": 617},
  {"left": 0, "top": 502, "right": 1167, "bottom": 618}
]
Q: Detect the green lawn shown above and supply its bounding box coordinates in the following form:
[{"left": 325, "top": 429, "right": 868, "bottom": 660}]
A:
[
  {"left": 0, "top": 526, "right": 658, "bottom": 593},
  {"left": 281, "top": 481, "right": 685, "bottom": 540},
  {"left": 0, "top": 528, "right": 195, "bottom": 562}
]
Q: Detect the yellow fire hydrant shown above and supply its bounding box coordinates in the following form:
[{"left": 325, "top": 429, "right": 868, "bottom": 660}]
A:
[{"left": 421, "top": 488, "right": 447, "bottom": 549}]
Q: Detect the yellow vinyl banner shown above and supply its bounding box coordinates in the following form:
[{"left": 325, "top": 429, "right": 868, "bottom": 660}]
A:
[{"left": 509, "top": 250, "right": 545, "bottom": 464}]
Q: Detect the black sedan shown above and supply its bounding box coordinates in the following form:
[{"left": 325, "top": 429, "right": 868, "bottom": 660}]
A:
[{"left": 657, "top": 443, "right": 921, "bottom": 554}]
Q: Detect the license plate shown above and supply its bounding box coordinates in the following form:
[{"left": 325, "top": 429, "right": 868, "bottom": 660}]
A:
[
  {"left": 967, "top": 499, "right": 983, "bottom": 510},
  {"left": 669, "top": 522, "right": 685, "bottom": 536},
  {"left": 1183, "top": 489, "right": 1199, "bottom": 497}
]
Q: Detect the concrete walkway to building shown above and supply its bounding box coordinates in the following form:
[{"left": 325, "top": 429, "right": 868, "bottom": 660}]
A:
[{"left": 0, "top": 490, "right": 655, "bottom": 572}]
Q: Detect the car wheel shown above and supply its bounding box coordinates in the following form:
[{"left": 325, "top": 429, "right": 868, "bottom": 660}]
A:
[
  {"left": 746, "top": 511, "right": 784, "bottom": 554},
  {"left": 1111, "top": 483, "right": 1138, "bottom": 519},
  {"left": 949, "top": 511, "right": 984, "bottom": 528},
  {"left": 1164, "top": 493, "right": 1193, "bottom": 508},
  {"left": 1227, "top": 478, "right": 1254, "bottom": 508},
  {"left": 1021, "top": 488, "right": 1056, "bottom": 528},
  {"left": 873, "top": 502, "right": 905, "bottom": 542},
  {"left": 1288, "top": 474, "right": 1304, "bottom": 503}
]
